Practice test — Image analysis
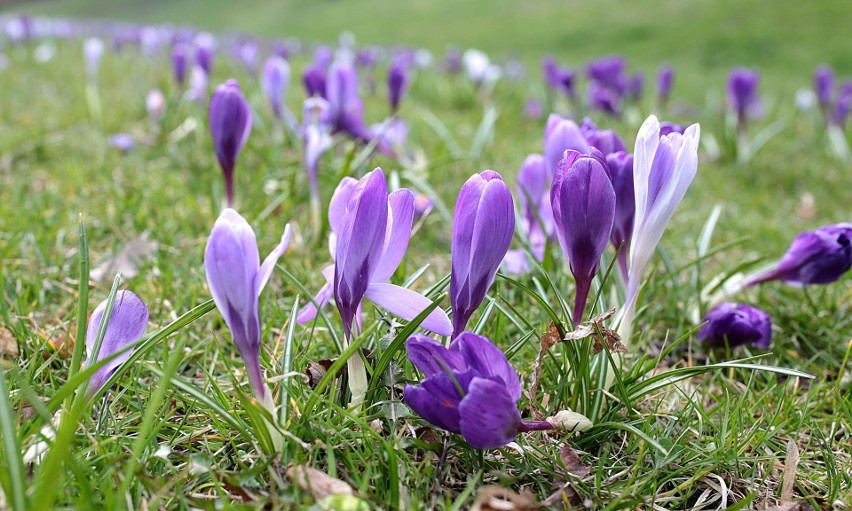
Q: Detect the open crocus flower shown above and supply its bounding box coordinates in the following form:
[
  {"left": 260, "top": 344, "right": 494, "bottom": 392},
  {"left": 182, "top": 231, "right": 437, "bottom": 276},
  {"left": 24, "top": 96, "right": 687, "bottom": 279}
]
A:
[
  {"left": 204, "top": 208, "right": 292, "bottom": 410},
  {"left": 551, "top": 150, "right": 616, "bottom": 324},
  {"left": 85, "top": 290, "right": 149, "bottom": 394},
  {"left": 746, "top": 223, "right": 852, "bottom": 286},
  {"left": 404, "top": 332, "right": 554, "bottom": 449},
  {"left": 503, "top": 154, "right": 553, "bottom": 275},
  {"left": 699, "top": 303, "right": 771, "bottom": 349},
  {"left": 261, "top": 55, "right": 291, "bottom": 122},
  {"left": 209, "top": 80, "right": 253, "bottom": 206},
  {"left": 621, "top": 115, "right": 700, "bottom": 341},
  {"left": 450, "top": 171, "right": 515, "bottom": 337}
]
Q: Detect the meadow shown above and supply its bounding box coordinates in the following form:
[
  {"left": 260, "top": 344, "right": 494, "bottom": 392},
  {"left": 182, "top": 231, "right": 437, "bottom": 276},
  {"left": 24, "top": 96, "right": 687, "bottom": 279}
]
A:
[{"left": 1, "top": 1, "right": 851, "bottom": 510}]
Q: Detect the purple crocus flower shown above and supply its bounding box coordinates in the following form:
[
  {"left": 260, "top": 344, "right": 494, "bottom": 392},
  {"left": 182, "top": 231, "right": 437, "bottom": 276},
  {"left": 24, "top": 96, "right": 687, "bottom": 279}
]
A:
[
  {"left": 108, "top": 133, "right": 135, "bottom": 154},
  {"left": 327, "top": 61, "right": 360, "bottom": 129},
  {"left": 444, "top": 46, "right": 461, "bottom": 74},
  {"left": 387, "top": 60, "right": 409, "bottom": 113},
  {"left": 586, "top": 55, "right": 627, "bottom": 94},
  {"left": 586, "top": 129, "right": 626, "bottom": 156},
  {"left": 83, "top": 37, "right": 104, "bottom": 77},
  {"left": 543, "top": 114, "right": 590, "bottom": 178},
  {"left": 831, "top": 82, "right": 852, "bottom": 127},
  {"left": 628, "top": 72, "right": 644, "bottom": 102},
  {"left": 503, "top": 154, "right": 553, "bottom": 275},
  {"left": 204, "top": 208, "right": 292, "bottom": 407},
  {"left": 699, "top": 303, "right": 771, "bottom": 349},
  {"left": 450, "top": 171, "right": 515, "bottom": 337},
  {"left": 84, "top": 290, "right": 148, "bottom": 394},
  {"left": 727, "top": 68, "right": 761, "bottom": 127},
  {"left": 209, "top": 80, "right": 252, "bottom": 206},
  {"left": 551, "top": 150, "right": 616, "bottom": 323},
  {"left": 814, "top": 65, "right": 834, "bottom": 111},
  {"left": 404, "top": 332, "right": 554, "bottom": 449},
  {"left": 657, "top": 65, "right": 673, "bottom": 105},
  {"left": 747, "top": 223, "right": 852, "bottom": 286},
  {"left": 542, "top": 55, "right": 575, "bottom": 99},
  {"left": 605, "top": 151, "right": 635, "bottom": 280},
  {"left": 187, "top": 65, "right": 208, "bottom": 103},
  {"left": 171, "top": 43, "right": 188, "bottom": 86},
  {"left": 302, "top": 97, "right": 333, "bottom": 211},
  {"left": 589, "top": 82, "right": 622, "bottom": 118},
  {"left": 261, "top": 56, "right": 291, "bottom": 121},
  {"left": 523, "top": 98, "right": 543, "bottom": 119},
  {"left": 303, "top": 64, "right": 327, "bottom": 98},
  {"left": 193, "top": 32, "right": 216, "bottom": 75}
]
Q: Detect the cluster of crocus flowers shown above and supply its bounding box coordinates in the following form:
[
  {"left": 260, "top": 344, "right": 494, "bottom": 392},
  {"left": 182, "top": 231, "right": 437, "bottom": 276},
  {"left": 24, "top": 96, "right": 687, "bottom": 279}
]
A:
[
  {"left": 746, "top": 223, "right": 852, "bottom": 286},
  {"left": 542, "top": 55, "right": 576, "bottom": 100},
  {"left": 209, "top": 80, "right": 253, "bottom": 206},
  {"left": 450, "top": 171, "right": 515, "bottom": 337},
  {"left": 204, "top": 208, "right": 292, "bottom": 411},
  {"left": 699, "top": 303, "right": 771, "bottom": 349},
  {"left": 84, "top": 290, "right": 149, "bottom": 395},
  {"left": 299, "top": 169, "right": 451, "bottom": 404},
  {"left": 404, "top": 333, "right": 555, "bottom": 449}
]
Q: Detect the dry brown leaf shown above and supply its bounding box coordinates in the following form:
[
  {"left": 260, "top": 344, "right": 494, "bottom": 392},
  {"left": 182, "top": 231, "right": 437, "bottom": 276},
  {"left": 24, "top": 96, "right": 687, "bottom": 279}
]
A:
[
  {"left": 559, "top": 443, "right": 591, "bottom": 477},
  {"left": 0, "top": 327, "right": 18, "bottom": 357},
  {"left": 305, "top": 359, "right": 336, "bottom": 389},
  {"left": 90, "top": 234, "right": 158, "bottom": 284},
  {"left": 780, "top": 439, "right": 800, "bottom": 504},
  {"left": 470, "top": 486, "right": 536, "bottom": 511},
  {"left": 286, "top": 465, "right": 353, "bottom": 500},
  {"left": 528, "top": 321, "right": 561, "bottom": 420}
]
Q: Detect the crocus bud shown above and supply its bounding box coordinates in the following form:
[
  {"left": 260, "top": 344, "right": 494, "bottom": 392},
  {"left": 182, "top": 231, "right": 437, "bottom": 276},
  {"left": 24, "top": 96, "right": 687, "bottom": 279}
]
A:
[
  {"left": 85, "top": 290, "right": 148, "bottom": 394},
  {"left": 302, "top": 65, "right": 327, "bottom": 98},
  {"left": 605, "top": 151, "right": 635, "bottom": 280},
  {"left": 727, "top": 68, "right": 761, "bottom": 125},
  {"left": 193, "top": 32, "right": 215, "bottom": 74},
  {"left": 516, "top": 154, "right": 553, "bottom": 260},
  {"left": 657, "top": 64, "right": 673, "bottom": 105},
  {"left": 171, "top": 43, "right": 187, "bottom": 86},
  {"left": 747, "top": 223, "right": 852, "bottom": 286},
  {"left": 589, "top": 83, "right": 621, "bottom": 118},
  {"left": 551, "top": 150, "right": 616, "bottom": 324},
  {"left": 209, "top": 80, "right": 252, "bottom": 206},
  {"left": 543, "top": 114, "right": 589, "bottom": 178},
  {"left": 387, "top": 60, "right": 409, "bottom": 113},
  {"left": 327, "top": 61, "right": 360, "bottom": 130},
  {"left": 546, "top": 409, "right": 593, "bottom": 433},
  {"left": 450, "top": 171, "right": 515, "bottom": 337},
  {"left": 187, "top": 65, "right": 208, "bottom": 102},
  {"left": 204, "top": 208, "right": 292, "bottom": 406},
  {"left": 586, "top": 129, "right": 626, "bottom": 155},
  {"left": 83, "top": 37, "right": 104, "bottom": 77},
  {"left": 814, "top": 65, "right": 834, "bottom": 110},
  {"left": 831, "top": 82, "right": 852, "bottom": 127},
  {"left": 261, "top": 56, "right": 290, "bottom": 121},
  {"left": 586, "top": 55, "right": 627, "bottom": 93},
  {"left": 146, "top": 89, "right": 165, "bottom": 123},
  {"left": 699, "top": 303, "right": 771, "bottom": 349},
  {"left": 628, "top": 72, "right": 644, "bottom": 102}
]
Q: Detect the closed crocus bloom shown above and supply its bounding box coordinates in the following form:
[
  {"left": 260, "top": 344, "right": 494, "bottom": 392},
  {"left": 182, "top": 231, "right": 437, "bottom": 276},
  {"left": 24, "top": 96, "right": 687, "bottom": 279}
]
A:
[
  {"left": 605, "top": 151, "right": 635, "bottom": 280},
  {"left": 586, "top": 129, "right": 626, "bottom": 155},
  {"left": 302, "top": 64, "right": 327, "bottom": 98},
  {"left": 699, "top": 303, "right": 771, "bottom": 349},
  {"left": 85, "top": 290, "right": 148, "bottom": 394},
  {"left": 831, "top": 83, "right": 852, "bottom": 127},
  {"left": 657, "top": 65, "right": 673, "bottom": 105},
  {"left": 387, "top": 60, "right": 409, "bottom": 113},
  {"left": 450, "top": 171, "right": 515, "bottom": 336},
  {"left": 209, "top": 80, "right": 252, "bottom": 206},
  {"left": 589, "top": 83, "right": 622, "bottom": 118},
  {"left": 261, "top": 56, "right": 290, "bottom": 121},
  {"left": 193, "top": 32, "right": 215, "bottom": 74},
  {"left": 814, "top": 65, "right": 834, "bottom": 110},
  {"left": 404, "top": 332, "right": 554, "bottom": 449},
  {"left": 544, "top": 114, "right": 590, "bottom": 178},
  {"left": 503, "top": 154, "right": 553, "bottom": 275},
  {"left": 171, "top": 43, "right": 187, "bottom": 86},
  {"left": 204, "top": 208, "right": 292, "bottom": 408},
  {"left": 551, "top": 150, "right": 616, "bottom": 323},
  {"left": 747, "top": 223, "right": 852, "bottom": 286},
  {"left": 727, "top": 68, "right": 761, "bottom": 125},
  {"left": 187, "top": 65, "right": 208, "bottom": 102},
  {"left": 628, "top": 72, "right": 644, "bottom": 102},
  {"left": 83, "top": 37, "right": 104, "bottom": 77},
  {"left": 327, "top": 61, "right": 360, "bottom": 129}
]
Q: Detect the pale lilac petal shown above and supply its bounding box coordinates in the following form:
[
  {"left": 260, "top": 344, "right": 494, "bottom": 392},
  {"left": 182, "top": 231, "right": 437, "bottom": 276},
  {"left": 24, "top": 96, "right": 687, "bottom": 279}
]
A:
[
  {"left": 256, "top": 224, "right": 292, "bottom": 296},
  {"left": 328, "top": 177, "right": 359, "bottom": 235},
  {"left": 365, "top": 282, "right": 453, "bottom": 336},
  {"left": 85, "top": 290, "right": 149, "bottom": 392},
  {"left": 501, "top": 249, "right": 531, "bottom": 275},
  {"left": 296, "top": 265, "right": 334, "bottom": 324},
  {"left": 372, "top": 189, "right": 415, "bottom": 282}
]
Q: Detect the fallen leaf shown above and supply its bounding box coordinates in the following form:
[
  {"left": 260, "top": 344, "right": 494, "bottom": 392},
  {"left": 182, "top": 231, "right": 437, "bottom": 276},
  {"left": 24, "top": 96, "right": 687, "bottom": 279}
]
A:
[
  {"left": 780, "top": 439, "right": 800, "bottom": 504},
  {"left": 90, "top": 234, "right": 158, "bottom": 284},
  {"left": 305, "top": 359, "right": 336, "bottom": 389},
  {"left": 528, "top": 322, "right": 562, "bottom": 420},
  {"left": 286, "top": 465, "right": 354, "bottom": 500},
  {"left": 0, "top": 327, "right": 18, "bottom": 357},
  {"left": 560, "top": 444, "right": 591, "bottom": 477},
  {"left": 470, "top": 486, "right": 536, "bottom": 511}
]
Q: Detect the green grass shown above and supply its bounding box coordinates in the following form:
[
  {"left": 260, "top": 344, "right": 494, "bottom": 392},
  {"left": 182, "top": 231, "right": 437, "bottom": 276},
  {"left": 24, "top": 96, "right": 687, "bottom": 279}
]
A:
[{"left": 1, "top": 2, "right": 852, "bottom": 509}]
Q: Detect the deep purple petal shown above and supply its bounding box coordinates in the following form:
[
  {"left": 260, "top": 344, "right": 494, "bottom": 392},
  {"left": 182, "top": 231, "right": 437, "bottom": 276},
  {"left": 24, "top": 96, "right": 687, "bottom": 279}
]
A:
[
  {"left": 454, "top": 332, "right": 521, "bottom": 402},
  {"left": 406, "top": 334, "right": 466, "bottom": 377},
  {"left": 458, "top": 377, "right": 522, "bottom": 449}
]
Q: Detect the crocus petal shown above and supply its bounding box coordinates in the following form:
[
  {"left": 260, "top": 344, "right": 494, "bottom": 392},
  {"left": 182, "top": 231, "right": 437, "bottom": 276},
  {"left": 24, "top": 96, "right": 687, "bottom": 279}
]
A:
[
  {"left": 85, "top": 290, "right": 149, "bottom": 392},
  {"left": 458, "top": 377, "right": 522, "bottom": 449},
  {"left": 328, "top": 177, "right": 359, "bottom": 235},
  {"left": 454, "top": 332, "right": 522, "bottom": 402},
  {"left": 501, "top": 249, "right": 531, "bottom": 275},
  {"left": 365, "top": 282, "right": 453, "bottom": 336},
  {"left": 296, "top": 265, "right": 335, "bottom": 324},
  {"left": 372, "top": 189, "right": 415, "bottom": 282},
  {"left": 543, "top": 117, "right": 590, "bottom": 177},
  {"left": 406, "top": 334, "right": 466, "bottom": 377},
  {"left": 256, "top": 224, "right": 292, "bottom": 297},
  {"left": 404, "top": 377, "right": 464, "bottom": 434}
]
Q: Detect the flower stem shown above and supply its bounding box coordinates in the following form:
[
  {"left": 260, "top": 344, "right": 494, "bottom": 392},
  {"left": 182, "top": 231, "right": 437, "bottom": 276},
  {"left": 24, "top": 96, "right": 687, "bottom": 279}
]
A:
[{"left": 519, "top": 420, "right": 554, "bottom": 432}]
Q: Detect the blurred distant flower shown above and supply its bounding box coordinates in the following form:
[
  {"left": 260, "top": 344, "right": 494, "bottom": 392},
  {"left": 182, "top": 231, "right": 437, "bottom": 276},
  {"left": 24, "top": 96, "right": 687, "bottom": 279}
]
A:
[
  {"left": 387, "top": 59, "right": 409, "bottom": 113},
  {"left": 303, "top": 64, "right": 327, "bottom": 98},
  {"left": 209, "top": 80, "right": 252, "bottom": 206},
  {"left": 699, "top": 303, "right": 771, "bottom": 349},
  {"left": 627, "top": 72, "right": 644, "bottom": 102},
  {"left": 444, "top": 45, "right": 461, "bottom": 74},
  {"left": 605, "top": 151, "right": 635, "bottom": 280},
  {"left": 146, "top": 89, "right": 165, "bottom": 123},
  {"left": 187, "top": 65, "right": 208, "bottom": 102},
  {"left": 814, "top": 65, "right": 834, "bottom": 112},
  {"left": 657, "top": 64, "right": 673, "bottom": 105},
  {"left": 503, "top": 154, "right": 552, "bottom": 275},
  {"left": 450, "top": 171, "right": 514, "bottom": 336},
  {"left": 463, "top": 49, "right": 500, "bottom": 88},
  {"left": 262, "top": 56, "right": 291, "bottom": 122},
  {"left": 588, "top": 82, "right": 621, "bottom": 118},
  {"left": 236, "top": 39, "right": 259, "bottom": 74},
  {"left": 302, "top": 97, "right": 333, "bottom": 224},
  {"left": 171, "top": 43, "right": 188, "bottom": 86},
  {"left": 414, "top": 193, "right": 434, "bottom": 218},
  {"left": 747, "top": 223, "right": 852, "bottom": 286},
  {"left": 586, "top": 55, "right": 627, "bottom": 94},
  {"left": 84, "top": 290, "right": 148, "bottom": 394},
  {"left": 831, "top": 82, "right": 852, "bottom": 127},
  {"left": 193, "top": 32, "right": 216, "bottom": 74},
  {"left": 523, "top": 98, "right": 543, "bottom": 119},
  {"left": 543, "top": 114, "right": 590, "bottom": 177},
  {"left": 727, "top": 67, "right": 761, "bottom": 129},
  {"left": 108, "top": 133, "right": 135, "bottom": 153},
  {"left": 83, "top": 37, "right": 104, "bottom": 77}
]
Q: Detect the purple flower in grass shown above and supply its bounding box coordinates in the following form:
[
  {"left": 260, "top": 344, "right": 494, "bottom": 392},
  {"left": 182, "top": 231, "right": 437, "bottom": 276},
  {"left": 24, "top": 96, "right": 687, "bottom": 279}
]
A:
[
  {"left": 83, "top": 37, "right": 104, "bottom": 77},
  {"left": 699, "top": 303, "right": 771, "bottom": 349},
  {"left": 542, "top": 55, "right": 575, "bottom": 99},
  {"left": 503, "top": 154, "right": 553, "bottom": 275},
  {"left": 404, "top": 332, "right": 554, "bottom": 449},
  {"left": 523, "top": 98, "right": 543, "bottom": 119},
  {"left": 205, "top": 209, "right": 292, "bottom": 408},
  {"left": 586, "top": 56, "right": 627, "bottom": 94},
  {"left": 727, "top": 68, "right": 761, "bottom": 127},
  {"left": 262, "top": 56, "right": 290, "bottom": 122},
  {"left": 209, "top": 80, "right": 252, "bottom": 207},
  {"left": 187, "top": 65, "right": 208, "bottom": 103},
  {"left": 551, "top": 150, "right": 616, "bottom": 324},
  {"left": 831, "top": 83, "right": 852, "bottom": 127},
  {"left": 544, "top": 114, "right": 590, "bottom": 178},
  {"left": 450, "top": 171, "right": 515, "bottom": 337},
  {"left": 657, "top": 65, "right": 673, "bottom": 105},
  {"left": 146, "top": 89, "right": 165, "bottom": 123},
  {"left": 589, "top": 83, "right": 622, "bottom": 118},
  {"left": 387, "top": 60, "right": 409, "bottom": 113},
  {"left": 303, "top": 64, "right": 327, "bottom": 98},
  {"left": 746, "top": 223, "right": 852, "bottom": 287},
  {"left": 171, "top": 43, "right": 188, "bottom": 86},
  {"left": 303, "top": 97, "right": 333, "bottom": 217},
  {"left": 108, "top": 133, "right": 135, "bottom": 153},
  {"left": 605, "top": 152, "right": 635, "bottom": 280},
  {"left": 814, "top": 65, "right": 834, "bottom": 111},
  {"left": 193, "top": 32, "right": 215, "bottom": 75},
  {"left": 628, "top": 72, "right": 644, "bottom": 102},
  {"left": 85, "top": 290, "right": 148, "bottom": 394}
]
